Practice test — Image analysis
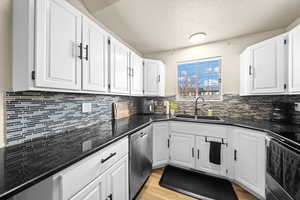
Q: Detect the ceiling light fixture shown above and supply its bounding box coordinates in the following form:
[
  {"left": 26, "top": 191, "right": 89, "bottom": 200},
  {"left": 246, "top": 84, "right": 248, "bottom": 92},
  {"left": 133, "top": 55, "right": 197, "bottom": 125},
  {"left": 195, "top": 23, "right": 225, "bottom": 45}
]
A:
[{"left": 189, "top": 32, "right": 207, "bottom": 43}]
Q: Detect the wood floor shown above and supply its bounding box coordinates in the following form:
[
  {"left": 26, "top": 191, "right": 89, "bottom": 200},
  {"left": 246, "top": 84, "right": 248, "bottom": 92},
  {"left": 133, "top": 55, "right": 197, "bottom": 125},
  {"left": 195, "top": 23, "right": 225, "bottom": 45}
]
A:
[{"left": 136, "top": 168, "right": 257, "bottom": 200}]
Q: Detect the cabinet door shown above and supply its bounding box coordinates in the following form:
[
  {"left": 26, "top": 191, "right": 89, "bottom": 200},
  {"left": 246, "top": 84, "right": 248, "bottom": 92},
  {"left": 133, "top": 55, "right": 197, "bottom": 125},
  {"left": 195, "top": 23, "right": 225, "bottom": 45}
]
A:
[
  {"left": 153, "top": 123, "right": 169, "bottom": 167},
  {"left": 234, "top": 128, "right": 266, "bottom": 197},
  {"left": 240, "top": 48, "right": 251, "bottom": 96},
  {"left": 143, "top": 59, "right": 159, "bottom": 96},
  {"left": 289, "top": 25, "right": 300, "bottom": 93},
  {"left": 106, "top": 156, "right": 129, "bottom": 200},
  {"left": 110, "top": 39, "right": 130, "bottom": 94},
  {"left": 82, "top": 17, "right": 108, "bottom": 92},
  {"left": 158, "top": 61, "right": 165, "bottom": 97},
  {"left": 195, "top": 136, "right": 227, "bottom": 176},
  {"left": 169, "top": 132, "right": 195, "bottom": 168},
  {"left": 35, "top": 0, "right": 82, "bottom": 90},
  {"left": 130, "top": 52, "right": 144, "bottom": 95},
  {"left": 70, "top": 173, "right": 107, "bottom": 200},
  {"left": 250, "top": 34, "right": 287, "bottom": 94}
]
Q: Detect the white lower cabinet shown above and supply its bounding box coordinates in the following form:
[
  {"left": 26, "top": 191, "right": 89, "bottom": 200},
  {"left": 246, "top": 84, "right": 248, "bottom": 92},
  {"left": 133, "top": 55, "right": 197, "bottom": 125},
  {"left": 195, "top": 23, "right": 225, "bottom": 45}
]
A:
[
  {"left": 195, "top": 136, "right": 228, "bottom": 176},
  {"left": 152, "top": 122, "right": 169, "bottom": 168},
  {"left": 13, "top": 138, "right": 129, "bottom": 200},
  {"left": 106, "top": 156, "right": 129, "bottom": 200},
  {"left": 169, "top": 132, "right": 195, "bottom": 168},
  {"left": 70, "top": 172, "right": 107, "bottom": 200},
  {"left": 233, "top": 128, "right": 266, "bottom": 198},
  {"left": 71, "top": 156, "right": 128, "bottom": 200}
]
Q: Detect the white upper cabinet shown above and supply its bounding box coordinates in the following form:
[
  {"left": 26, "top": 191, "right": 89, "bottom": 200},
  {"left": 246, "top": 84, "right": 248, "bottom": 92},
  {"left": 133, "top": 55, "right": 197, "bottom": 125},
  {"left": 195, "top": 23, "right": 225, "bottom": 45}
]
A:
[
  {"left": 144, "top": 59, "right": 159, "bottom": 96},
  {"left": 289, "top": 24, "right": 300, "bottom": 93},
  {"left": 240, "top": 34, "right": 287, "bottom": 95},
  {"left": 35, "top": 0, "right": 82, "bottom": 90},
  {"left": 82, "top": 17, "right": 108, "bottom": 92},
  {"left": 251, "top": 34, "right": 287, "bottom": 94},
  {"left": 109, "top": 38, "right": 130, "bottom": 94},
  {"left": 144, "top": 59, "right": 165, "bottom": 96},
  {"left": 240, "top": 48, "right": 251, "bottom": 96},
  {"left": 13, "top": 0, "right": 165, "bottom": 97},
  {"left": 130, "top": 52, "right": 144, "bottom": 96}
]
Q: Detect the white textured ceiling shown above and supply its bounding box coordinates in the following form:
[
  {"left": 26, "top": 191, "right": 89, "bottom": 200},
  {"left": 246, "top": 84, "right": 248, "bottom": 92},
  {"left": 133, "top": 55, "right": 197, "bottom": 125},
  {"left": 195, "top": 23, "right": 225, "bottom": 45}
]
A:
[{"left": 82, "top": 0, "right": 300, "bottom": 54}]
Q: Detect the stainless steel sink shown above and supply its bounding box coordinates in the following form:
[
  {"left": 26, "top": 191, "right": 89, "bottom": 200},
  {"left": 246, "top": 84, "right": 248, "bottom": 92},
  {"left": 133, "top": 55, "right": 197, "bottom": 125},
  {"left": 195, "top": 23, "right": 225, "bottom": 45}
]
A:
[{"left": 175, "top": 114, "right": 223, "bottom": 122}]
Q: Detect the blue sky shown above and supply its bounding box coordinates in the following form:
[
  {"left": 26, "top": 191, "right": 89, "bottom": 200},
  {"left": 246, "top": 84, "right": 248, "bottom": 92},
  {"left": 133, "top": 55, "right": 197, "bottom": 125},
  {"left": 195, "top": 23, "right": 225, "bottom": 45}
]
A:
[{"left": 178, "top": 59, "right": 221, "bottom": 89}]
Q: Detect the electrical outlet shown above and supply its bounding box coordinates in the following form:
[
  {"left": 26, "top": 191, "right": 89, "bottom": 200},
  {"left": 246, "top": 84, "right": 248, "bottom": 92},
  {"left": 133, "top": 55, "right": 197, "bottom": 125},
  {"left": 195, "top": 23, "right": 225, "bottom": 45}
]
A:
[
  {"left": 295, "top": 103, "right": 300, "bottom": 112},
  {"left": 82, "top": 140, "right": 92, "bottom": 152},
  {"left": 82, "top": 103, "right": 92, "bottom": 113}
]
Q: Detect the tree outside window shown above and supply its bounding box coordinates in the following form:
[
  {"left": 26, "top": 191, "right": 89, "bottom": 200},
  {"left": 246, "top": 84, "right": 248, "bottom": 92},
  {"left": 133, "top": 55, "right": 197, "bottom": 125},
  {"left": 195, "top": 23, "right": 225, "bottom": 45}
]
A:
[{"left": 177, "top": 57, "right": 222, "bottom": 100}]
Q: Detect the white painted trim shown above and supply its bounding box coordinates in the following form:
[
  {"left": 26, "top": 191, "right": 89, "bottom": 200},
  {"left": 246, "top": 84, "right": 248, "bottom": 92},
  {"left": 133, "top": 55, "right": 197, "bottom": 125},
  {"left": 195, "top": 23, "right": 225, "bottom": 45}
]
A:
[{"left": 176, "top": 57, "right": 223, "bottom": 101}]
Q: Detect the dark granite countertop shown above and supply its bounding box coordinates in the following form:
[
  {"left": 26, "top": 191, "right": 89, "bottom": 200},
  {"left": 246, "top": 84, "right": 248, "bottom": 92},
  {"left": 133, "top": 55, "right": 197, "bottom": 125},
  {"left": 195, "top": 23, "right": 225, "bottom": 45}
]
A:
[{"left": 0, "top": 114, "right": 300, "bottom": 199}]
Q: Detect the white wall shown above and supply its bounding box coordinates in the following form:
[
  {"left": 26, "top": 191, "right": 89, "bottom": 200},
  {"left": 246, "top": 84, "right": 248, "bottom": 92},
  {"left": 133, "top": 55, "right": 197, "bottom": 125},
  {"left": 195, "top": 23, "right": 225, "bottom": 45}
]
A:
[
  {"left": 287, "top": 16, "right": 300, "bottom": 31},
  {"left": 144, "top": 29, "right": 286, "bottom": 96},
  {"left": 0, "top": 0, "right": 12, "bottom": 91}
]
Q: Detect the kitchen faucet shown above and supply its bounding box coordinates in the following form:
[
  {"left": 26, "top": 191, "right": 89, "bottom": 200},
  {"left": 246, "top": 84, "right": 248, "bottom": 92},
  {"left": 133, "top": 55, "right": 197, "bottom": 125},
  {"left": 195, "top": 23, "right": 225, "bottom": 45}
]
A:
[{"left": 194, "top": 96, "right": 206, "bottom": 119}]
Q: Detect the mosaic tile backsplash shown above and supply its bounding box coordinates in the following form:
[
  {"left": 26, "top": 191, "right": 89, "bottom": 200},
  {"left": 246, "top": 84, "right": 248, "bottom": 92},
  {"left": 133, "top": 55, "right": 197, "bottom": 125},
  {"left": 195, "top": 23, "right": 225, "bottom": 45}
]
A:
[
  {"left": 6, "top": 92, "right": 141, "bottom": 145},
  {"left": 153, "top": 94, "right": 300, "bottom": 120},
  {"left": 5, "top": 91, "right": 300, "bottom": 146}
]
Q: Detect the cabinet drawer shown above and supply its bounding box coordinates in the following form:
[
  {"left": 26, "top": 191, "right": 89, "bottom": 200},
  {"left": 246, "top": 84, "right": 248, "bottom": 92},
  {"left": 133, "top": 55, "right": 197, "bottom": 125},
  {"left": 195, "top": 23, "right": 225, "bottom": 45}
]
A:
[
  {"left": 170, "top": 121, "right": 227, "bottom": 138},
  {"left": 58, "top": 137, "right": 128, "bottom": 200}
]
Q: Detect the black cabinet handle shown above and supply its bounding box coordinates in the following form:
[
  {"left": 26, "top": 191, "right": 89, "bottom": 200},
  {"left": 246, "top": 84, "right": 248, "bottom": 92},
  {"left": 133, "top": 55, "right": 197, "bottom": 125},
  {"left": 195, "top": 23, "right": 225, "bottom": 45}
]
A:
[
  {"left": 101, "top": 152, "right": 117, "bottom": 164},
  {"left": 249, "top": 65, "right": 252, "bottom": 75},
  {"left": 84, "top": 44, "right": 89, "bottom": 61},
  {"left": 167, "top": 139, "right": 170, "bottom": 148},
  {"left": 197, "top": 149, "right": 200, "bottom": 159},
  {"left": 78, "top": 43, "right": 83, "bottom": 59},
  {"left": 107, "top": 194, "right": 113, "bottom": 200},
  {"left": 192, "top": 148, "right": 195, "bottom": 158},
  {"left": 234, "top": 150, "right": 237, "bottom": 161}
]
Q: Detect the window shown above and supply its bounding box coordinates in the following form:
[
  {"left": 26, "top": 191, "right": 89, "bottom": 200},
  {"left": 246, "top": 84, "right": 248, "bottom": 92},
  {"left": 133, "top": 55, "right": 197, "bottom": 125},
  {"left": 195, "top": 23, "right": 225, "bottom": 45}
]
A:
[{"left": 177, "top": 57, "right": 222, "bottom": 100}]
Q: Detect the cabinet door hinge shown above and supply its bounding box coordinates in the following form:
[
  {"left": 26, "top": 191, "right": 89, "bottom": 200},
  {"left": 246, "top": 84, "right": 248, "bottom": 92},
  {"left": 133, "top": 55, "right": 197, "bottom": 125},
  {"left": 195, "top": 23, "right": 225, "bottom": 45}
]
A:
[
  {"left": 284, "top": 84, "right": 287, "bottom": 90},
  {"left": 31, "top": 71, "right": 36, "bottom": 80},
  {"left": 108, "top": 39, "right": 111, "bottom": 45},
  {"left": 284, "top": 39, "right": 287, "bottom": 45}
]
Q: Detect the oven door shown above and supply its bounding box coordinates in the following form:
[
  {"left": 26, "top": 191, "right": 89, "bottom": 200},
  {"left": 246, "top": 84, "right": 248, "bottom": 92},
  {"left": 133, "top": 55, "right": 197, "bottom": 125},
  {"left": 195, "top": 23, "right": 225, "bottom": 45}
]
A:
[{"left": 266, "top": 137, "right": 300, "bottom": 200}]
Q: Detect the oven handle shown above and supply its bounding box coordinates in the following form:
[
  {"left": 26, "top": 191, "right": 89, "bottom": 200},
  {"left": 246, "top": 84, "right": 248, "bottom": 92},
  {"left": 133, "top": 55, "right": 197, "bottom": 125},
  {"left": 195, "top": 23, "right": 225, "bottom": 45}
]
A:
[{"left": 267, "top": 136, "right": 300, "bottom": 154}]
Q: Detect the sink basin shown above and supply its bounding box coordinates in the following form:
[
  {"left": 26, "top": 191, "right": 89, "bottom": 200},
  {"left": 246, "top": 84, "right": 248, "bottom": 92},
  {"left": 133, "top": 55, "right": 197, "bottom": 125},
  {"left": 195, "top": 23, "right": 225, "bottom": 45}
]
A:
[{"left": 175, "top": 114, "right": 223, "bottom": 121}]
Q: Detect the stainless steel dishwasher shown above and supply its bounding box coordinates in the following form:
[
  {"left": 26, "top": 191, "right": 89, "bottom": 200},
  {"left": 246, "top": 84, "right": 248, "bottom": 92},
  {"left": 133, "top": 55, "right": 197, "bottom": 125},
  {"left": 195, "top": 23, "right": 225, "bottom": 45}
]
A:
[{"left": 129, "top": 126, "right": 153, "bottom": 200}]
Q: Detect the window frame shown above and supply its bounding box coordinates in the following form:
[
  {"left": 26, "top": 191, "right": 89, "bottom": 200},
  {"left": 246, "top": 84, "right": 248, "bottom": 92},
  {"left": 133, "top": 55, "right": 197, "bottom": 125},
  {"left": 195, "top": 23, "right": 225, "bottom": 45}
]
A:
[{"left": 176, "top": 57, "right": 223, "bottom": 102}]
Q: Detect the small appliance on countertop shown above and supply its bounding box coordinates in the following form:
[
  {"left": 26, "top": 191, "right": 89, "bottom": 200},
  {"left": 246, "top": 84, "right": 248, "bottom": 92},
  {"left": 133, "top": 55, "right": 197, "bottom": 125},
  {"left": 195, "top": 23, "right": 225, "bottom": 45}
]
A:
[
  {"left": 270, "top": 102, "right": 293, "bottom": 123},
  {"left": 141, "top": 99, "right": 155, "bottom": 114},
  {"left": 291, "top": 102, "right": 300, "bottom": 125}
]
